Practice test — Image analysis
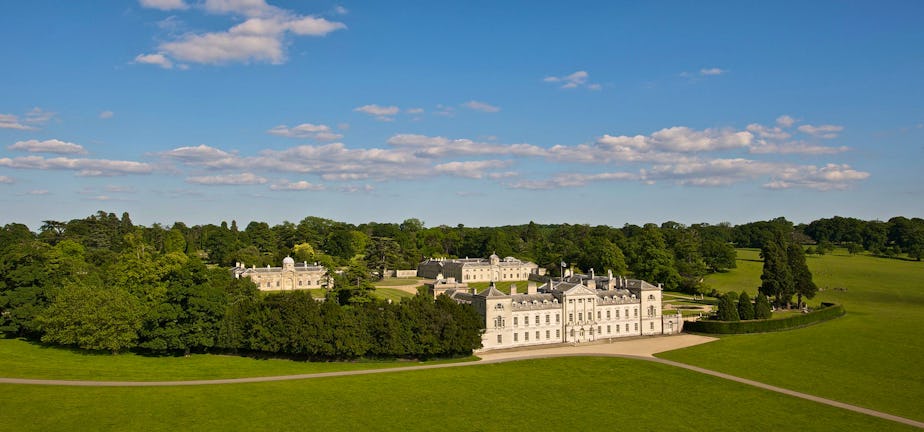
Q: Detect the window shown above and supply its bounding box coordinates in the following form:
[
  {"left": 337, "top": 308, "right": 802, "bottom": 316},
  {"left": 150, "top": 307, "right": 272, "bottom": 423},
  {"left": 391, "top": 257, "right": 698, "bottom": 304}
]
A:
[
  {"left": 535, "top": 315, "right": 540, "bottom": 325},
  {"left": 497, "top": 335, "right": 502, "bottom": 343},
  {"left": 607, "top": 310, "right": 611, "bottom": 319},
  {"left": 525, "top": 332, "right": 529, "bottom": 341},
  {"left": 546, "top": 330, "right": 550, "bottom": 339},
  {"left": 556, "top": 329, "right": 561, "bottom": 338},
  {"left": 556, "top": 314, "right": 560, "bottom": 323},
  {"left": 634, "top": 308, "right": 638, "bottom": 317},
  {"left": 525, "top": 316, "right": 529, "bottom": 325},
  {"left": 514, "top": 333, "right": 518, "bottom": 341},
  {"left": 648, "top": 306, "right": 655, "bottom": 317},
  {"left": 597, "top": 311, "right": 601, "bottom": 320},
  {"left": 625, "top": 324, "right": 629, "bottom": 332},
  {"left": 650, "top": 322, "right": 654, "bottom": 330},
  {"left": 598, "top": 326, "right": 602, "bottom": 334},
  {"left": 276, "top": 281, "right": 280, "bottom": 287},
  {"left": 494, "top": 303, "right": 504, "bottom": 310},
  {"left": 616, "top": 325, "right": 620, "bottom": 333},
  {"left": 615, "top": 309, "right": 620, "bottom": 318},
  {"left": 634, "top": 323, "right": 638, "bottom": 331},
  {"left": 578, "top": 312, "right": 583, "bottom": 321},
  {"left": 536, "top": 331, "right": 540, "bottom": 340},
  {"left": 570, "top": 329, "right": 575, "bottom": 337},
  {"left": 569, "top": 313, "right": 573, "bottom": 322},
  {"left": 590, "top": 327, "right": 594, "bottom": 335},
  {"left": 298, "top": 280, "right": 302, "bottom": 286},
  {"left": 607, "top": 325, "right": 611, "bottom": 334},
  {"left": 514, "top": 317, "right": 518, "bottom": 326},
  {"left": 649, "top": 294, "right": 655, "bottom": 300},
  {"left": 545, "top": 315, "right": 550, "bottom": 324}
]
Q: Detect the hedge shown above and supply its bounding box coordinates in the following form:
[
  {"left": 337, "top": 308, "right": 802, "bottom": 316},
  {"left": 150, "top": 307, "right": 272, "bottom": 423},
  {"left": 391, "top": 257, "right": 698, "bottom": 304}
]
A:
[{"left": 686, "top": 303, "right": 845, "bottom": 334}]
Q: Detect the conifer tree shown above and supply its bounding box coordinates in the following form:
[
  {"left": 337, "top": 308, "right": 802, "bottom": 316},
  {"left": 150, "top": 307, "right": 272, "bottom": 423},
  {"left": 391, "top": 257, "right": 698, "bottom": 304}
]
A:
[
  {"left": 737, "top": 291, "right": 755, "bottom": 320},
  {"left": 787, "top": 242, "right": 817, "bottom": 309},
  {"left": 754, "top": 293, "right": 772, "bottom": 319}
]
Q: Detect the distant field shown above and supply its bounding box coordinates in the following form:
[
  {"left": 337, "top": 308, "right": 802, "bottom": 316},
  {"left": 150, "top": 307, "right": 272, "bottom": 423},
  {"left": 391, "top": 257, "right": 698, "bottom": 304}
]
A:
[
  {"left": 373, "top": 277, "right": 423, "bottom": 287},
  {"left": 371, "top": 287, "right": 416, "bottom": 302},
  {"left": 659, "top": 249, "right": 924, "bottom": 421},
  {"left": 0, "top": 357, "right": 914, "bottom": 432}
]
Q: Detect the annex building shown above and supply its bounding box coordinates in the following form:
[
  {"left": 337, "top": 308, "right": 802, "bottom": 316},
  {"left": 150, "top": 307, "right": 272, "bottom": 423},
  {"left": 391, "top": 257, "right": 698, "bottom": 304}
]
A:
[
  {"left": 417, "top": 254, "right": 545, "bottom": 282},
  {"left": 445, "top": 270, "right": 683, "bottom": 351},
  {"left": 232, "top": 257, "right": 331, "bottom": 291}
]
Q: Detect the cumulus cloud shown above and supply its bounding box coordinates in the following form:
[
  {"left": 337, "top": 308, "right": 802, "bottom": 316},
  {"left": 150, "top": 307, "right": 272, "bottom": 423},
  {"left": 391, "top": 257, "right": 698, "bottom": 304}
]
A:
[
  {"left": 1, "top": 108, "right": 55, "bottom": 130},
  {"left": 750, "top": 141, "right": 849, "bottom": 155},
  {"left": 134, "top": 53, "right": 174, "bottom": 69},
  {"left": 0, "top": 156, "right": 153, "bottom": 176},
  {"left": 139, "top": 0, "right": 188, "bottom": 10},
  {"left": 187, "top": 172, "right": 267, "bottom": 185},
  {"left": 99, "top": 110, "right": 115, "bottom": 119},
  {"left": 8, "top": 139, "right": 87, "bottom": 155},
  {"left": 462, "top": 100, "right": 500, "bottom": 113},
  {"left": 0, "top": 175, "right": 14, "bottom": 184},
  {"left": 700, "top": 67, "right": 726, "bottom": 76},
  {"left": 24, "top": 189, "right": 50, "bottom": 196},
  {"left": 764, "top": 164, "right": 869, "bottom": 190},
  {"left": 267, "top": 123, "right": 342, "bottom": 140},
  {"left": 509, "top": 172, "right": 637, "bottom": 190},
  {"left": 269, "top": 180, "right": 325, "bottom": 191},
  {"left": 354, "top": 104, "right": 400, "bottom": 121},
  {"left": 776, "top": 115, "right": 796, "bottom": 128},
  {"left": 387, "top": 134, "right": 545, "bottom": 158},
  {"left": 543, "top": 70, "right": 600, "bottom": 90},
  {"left": 797, "top": 124, "right": 844, "bottom": 139},
  {"left": 137, "top": 1, "right": 346, "bottom": 67}
]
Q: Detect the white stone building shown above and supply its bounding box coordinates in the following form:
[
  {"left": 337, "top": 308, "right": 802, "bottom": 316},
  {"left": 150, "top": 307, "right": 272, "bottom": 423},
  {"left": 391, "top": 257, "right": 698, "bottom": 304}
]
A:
[
  {"left": 232, "top": 257, "right": 331, "bottom": 291},
  {"left": 417, "top": 254, "right": 544, "bottom": 282},
  {"left": 446, "top": 271, "right": 682, "bottom": 351}
]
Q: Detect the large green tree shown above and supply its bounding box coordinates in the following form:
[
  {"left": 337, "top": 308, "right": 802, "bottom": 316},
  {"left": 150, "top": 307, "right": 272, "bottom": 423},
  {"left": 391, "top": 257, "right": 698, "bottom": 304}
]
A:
[
  {"left": 787, "top": 242, "right": 817, "bottom": 308},
  {"left": 39, "top": 284, "right": 142, "bottom": 354}
]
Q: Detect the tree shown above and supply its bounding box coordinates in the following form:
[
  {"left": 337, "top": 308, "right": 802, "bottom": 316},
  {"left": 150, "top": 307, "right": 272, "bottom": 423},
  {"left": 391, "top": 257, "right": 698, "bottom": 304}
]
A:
[
  {"left": 715, "top": 293, "right": 740, "bottom": 321},
  {"left": 737, "top": 292, "right": 755, "bottom": 320},
  {"left": 787, "top": 242, "right": 817, "bottom": 308},
  {"left": 759, "top": 237, "right": 794, "bottom": 307},
  {"left": 701, "top": 239, "right": 737, "bottom": 272},
  {"left": 39, "top": 284, "right": 142, "bottom": 354},
  {"left": 754, "top": 293, "right": 772, "bottom": 319}
]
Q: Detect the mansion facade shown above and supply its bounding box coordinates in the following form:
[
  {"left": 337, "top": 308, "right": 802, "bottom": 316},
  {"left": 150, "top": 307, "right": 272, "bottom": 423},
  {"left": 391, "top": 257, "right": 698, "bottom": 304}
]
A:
[
  {"left": 417, "top": 254, "right": 545, "bottom": 282},
  {"left": 232, "top": 257, "right": 331, "bottom": 291},
  {"left": 446, "top": 271, "right": 682, "bottom": 351}
]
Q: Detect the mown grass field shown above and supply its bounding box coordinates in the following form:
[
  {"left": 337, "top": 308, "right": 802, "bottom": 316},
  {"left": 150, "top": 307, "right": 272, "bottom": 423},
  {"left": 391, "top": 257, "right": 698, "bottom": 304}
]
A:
[
  {"left": 468, "top": 280, "right": 530, "bottom": 294},
  {"left": 371, "top": 287, "right": 416, "bottom": 302},
  {"left": 659, "top": 249, "right": 924, "bottom": 422},
  {"left": 0, "top": 357, "right": 915, "bottom": 432},
  {"left": 0, "top": 339, "right": 474, "bottom": 381}
]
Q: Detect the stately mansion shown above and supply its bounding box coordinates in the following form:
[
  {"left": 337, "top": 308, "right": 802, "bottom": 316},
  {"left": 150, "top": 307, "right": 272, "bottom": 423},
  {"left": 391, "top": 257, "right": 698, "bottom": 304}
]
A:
[
  {"left": 437, "top": 270, "right": 683, "bottom": 351},
  {"left": 232, "top": 257, "right": 331, "bottom": 291},
  {"left": 417, "top": 254, "right": 546, "bottom": 282}
]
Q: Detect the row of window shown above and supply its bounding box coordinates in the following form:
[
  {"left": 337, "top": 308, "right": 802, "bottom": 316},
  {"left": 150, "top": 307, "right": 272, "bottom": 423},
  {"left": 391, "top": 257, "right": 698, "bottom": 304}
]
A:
[
  {"left": 498, "top": 321, "right": 657, "bottom": 344},
  {"left": 512, "top": 314, "right": 560, "bottom": 326},
  {"left": 567, "top": 308, "right": 638, "bottom": 322},
  {"left": 262, "top": 280, "right": 320, "bottom": 288},
  {"left": 507, "top": 329, "right": 562, "bottom": 343}
]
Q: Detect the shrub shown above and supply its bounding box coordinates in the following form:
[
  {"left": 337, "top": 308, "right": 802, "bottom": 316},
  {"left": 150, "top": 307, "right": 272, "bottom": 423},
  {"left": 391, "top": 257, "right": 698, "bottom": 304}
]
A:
[{"left": 687, "top": 303, "right": 845, "bottom": 334}]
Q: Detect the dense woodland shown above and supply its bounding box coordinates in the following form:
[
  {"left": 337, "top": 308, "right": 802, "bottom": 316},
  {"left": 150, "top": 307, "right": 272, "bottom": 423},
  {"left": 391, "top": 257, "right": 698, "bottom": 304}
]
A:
[{"left": 0, "top": 212, "right": 922, "bottom": 356}]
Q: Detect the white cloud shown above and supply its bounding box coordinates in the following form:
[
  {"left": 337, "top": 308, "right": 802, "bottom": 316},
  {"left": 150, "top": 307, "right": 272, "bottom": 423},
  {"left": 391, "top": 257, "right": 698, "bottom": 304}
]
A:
[
  {"left": 0, "top": 156, "right": 153, "bottom": 176},
  {"left": 269, "top": 180, "right": 325, "bottom": 191},
  {"left": 434, "top": 160, "right": 510, "bottom": 179},
  {"left": 0, "top": 175, "right": 14, "bottom": 184},
  {"left": 776, "top": 115, "right": 796, "bottom": 128},
  {"left": 764, "top": 164, "right": 869, "bottom": 190},
  {"left": 595, "top": 127, "right": 753, "bottom": 154},
  {"left": 338, "top": 184, "right": 374, "bottom": 193},
  {"left": 140, "top": 2, "right": 345, "bottom": 67},
  {"left": 160, "top": 144, "right": 237, "bottom": 167},
  {"left": 267, "top": 123, "right": 342, "bottom": 140},
  {"left": 750, "top": 140, "right": 849, "bottom": 155},
  {"left": 797, "top": 124, "right": 844, "bottom": 139},
  {"left": 354, "top": 104, "right": 400, "bottom": 121},
  {"left": 99, "top": 111, "right": 115, "bottom": 119},
  {"left": 24, "top": 108, "right": 56, "bottom": 125},
  {"left": 8, "top": 139, "right": 87, "bottom": 155},
  {"left": 25, "top": 189, "right": 50, "bottom": 196},
  {"left": 406, "top": 108, "right": 424, "bottom": 114},
  {"left": 334, "top": 5, "right": 349, "bottom": 15},
  {"left": 746, "top": 123, "right": 791, "bottom": 140},
  {"left": 139, "top": 0, "right": 188, "bottom": 10},
  {"left": 134, "top": 53, "right": 174, "bottom": 69},
  {"left": 543, "top": 70, "right": 599, "bottom": 90},
  {"left": 387, "top": 134, "right": 546, "bottom": 158},
  {"left": 0, "top": 114, "right": 34, "bottom": 130},
  {"left": 187, "top": 172, "right": 267, "bottom": 185},
  {"left": 700, "top": 67, "right": 726, "bottom": 76},
  {"left": 462, "top": 101, "right": 500, "bottom": 113},
  {"left": 508, "top": 172, "right": 637, "bottom": 190}
]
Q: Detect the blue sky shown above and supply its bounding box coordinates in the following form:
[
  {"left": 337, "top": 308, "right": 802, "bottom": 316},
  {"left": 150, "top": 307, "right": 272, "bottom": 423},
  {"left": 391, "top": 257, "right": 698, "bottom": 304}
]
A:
[{"left": 1, "top": 1, "right": 922, "bottom": 229}]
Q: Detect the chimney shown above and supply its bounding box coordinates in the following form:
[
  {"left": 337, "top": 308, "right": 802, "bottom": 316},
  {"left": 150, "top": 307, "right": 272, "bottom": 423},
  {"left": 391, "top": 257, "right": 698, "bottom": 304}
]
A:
[
  {"left": 527, "top": 281, "right": 537, "bottom": 295},
  {"left": 510, "top": 283, "right": 517, "bottom": 295}
]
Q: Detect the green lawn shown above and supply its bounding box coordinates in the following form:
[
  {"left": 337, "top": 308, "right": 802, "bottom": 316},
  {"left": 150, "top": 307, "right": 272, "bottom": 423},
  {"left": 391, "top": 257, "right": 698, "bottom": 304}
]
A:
[
  {"left": 371, "top": 287, "right": 416, "bottom": 302},
  {"left": 0, "top": 357, "right": 914, "bottom": 432},
  {"left": 0, "top": 338, "right": 474, "bottom": 381},
  {"left": 373, "top": 277, "right": 423, "bottom": 287},
  {"left": 659, "top": 249, "right": 924, "bottom": 422},
  {"left": 467, "top": 280, "right": 530, "bottom": 294}
]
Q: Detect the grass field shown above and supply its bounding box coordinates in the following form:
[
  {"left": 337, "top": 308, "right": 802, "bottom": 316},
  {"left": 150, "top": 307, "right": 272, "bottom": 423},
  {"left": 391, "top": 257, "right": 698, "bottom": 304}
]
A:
[
  {"left": 371, "top": 287, "right": 417, "bottom": 302},
  {"left": 659, "top": 249, "right": 924, "bottom": 422},
  {"left": 467, "top": 280, "right": 530, "bottom": 294},
  {"left": 0, "top": 357, "right": 915, "bottom": 432},
  {"left": 373, "top": 277, "right": 424, "bottom": 287},
  {"left": 0, "top": 339, "right": 475, "bottom": 381}
]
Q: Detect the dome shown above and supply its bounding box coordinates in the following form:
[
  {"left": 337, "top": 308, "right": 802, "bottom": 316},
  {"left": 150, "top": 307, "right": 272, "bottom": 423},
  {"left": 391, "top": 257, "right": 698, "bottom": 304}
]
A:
[{"left": 283, "top": 256, "right": 295, "bottom": 265}]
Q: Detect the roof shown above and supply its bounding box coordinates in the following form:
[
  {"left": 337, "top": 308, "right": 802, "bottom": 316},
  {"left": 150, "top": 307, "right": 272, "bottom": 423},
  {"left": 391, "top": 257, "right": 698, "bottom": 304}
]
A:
[{"left": 476, "top": 285, "right": 507, "bottom": 298}]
